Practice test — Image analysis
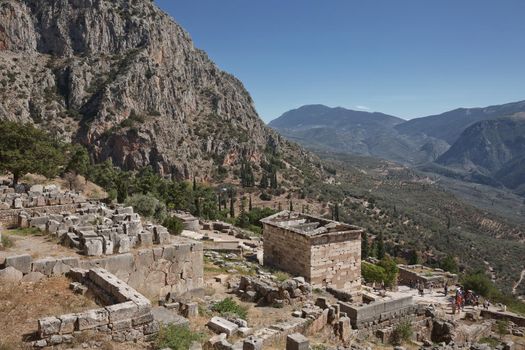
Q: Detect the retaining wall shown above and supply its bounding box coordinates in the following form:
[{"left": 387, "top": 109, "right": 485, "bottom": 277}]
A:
[
  {"left": 0, "top": 204, "right": 80, "bottom": 228},
  {"left": 34, "top": 268, "right": 156, "bottom": 347}
]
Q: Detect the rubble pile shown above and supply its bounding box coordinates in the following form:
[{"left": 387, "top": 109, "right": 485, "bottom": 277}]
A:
[
  {"left": 19, "top": 203, "right": 170, "bottom": 256},
  {"left": 236, "top": 275, "right": 312, "bottom": 306},
  {"left": 0, "top": 183, "right": 85, "bottom": 209}
]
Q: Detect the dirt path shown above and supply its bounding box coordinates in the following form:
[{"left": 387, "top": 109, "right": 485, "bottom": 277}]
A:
[{"left": 512, "top": 268, "right": 525, "bottom": 295}]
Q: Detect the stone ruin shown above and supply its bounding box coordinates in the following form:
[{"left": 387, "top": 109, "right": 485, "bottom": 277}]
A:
[
  {"left": 33, "top": 268, "right": 157, "bottom": 348},
  {"left": 261, "top": 211, "right": 362, "bottom": 294},
  {"left": 0, "top": 182, "right": 86, "bottom": 210},
  {"left": 18, "top": 202, "right": 170, "bottom": 256},
  {"left": 235, "top": 275, "right": 313, "bottom": 306}
]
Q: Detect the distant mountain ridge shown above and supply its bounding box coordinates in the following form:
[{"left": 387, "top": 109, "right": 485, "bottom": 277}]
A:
[
  {"left": 396, "top": 100, "right": 525, "bottom": 144},
  {"left": 270, "top": 101, "right": 525, "bottom": 195},
  {"left": 269, "top": 104, "right": 449, "bottom": 164}
]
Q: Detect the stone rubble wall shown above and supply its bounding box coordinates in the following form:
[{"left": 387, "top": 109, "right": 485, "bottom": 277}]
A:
[
  {"left": 33, "top": 268, "right": 157, "bottom": 348},
  {"left": 0, "top": 183, "right": 85, "bottom": 221},
  {"left": 0, "top": 203, "right": 80, "bottom": 228},
  {"left": 18, "top": 202, "right": 171, "bottom": 257}
]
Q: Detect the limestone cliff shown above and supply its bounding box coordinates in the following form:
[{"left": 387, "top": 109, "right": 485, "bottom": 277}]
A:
[{"left": 0, "top": 0, "right": 315, "bottom": 181}]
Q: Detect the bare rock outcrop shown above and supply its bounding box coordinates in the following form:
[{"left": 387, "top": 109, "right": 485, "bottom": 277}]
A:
[{"left": 0, "top": 0, "right": 318, "bottom": 181}]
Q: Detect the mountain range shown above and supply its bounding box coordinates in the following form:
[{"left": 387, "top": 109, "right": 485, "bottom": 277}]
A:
[{"left": 270, "top": 102, "right": 525, "bottom": 194}]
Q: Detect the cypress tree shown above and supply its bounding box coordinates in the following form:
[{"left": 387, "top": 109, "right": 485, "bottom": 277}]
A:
[
  {"left": 229, "top": 192, "right": 235, "bottom": 218},
  {"left": 377, "top": 231, "right": 385, "bottom": 259},
  {"left": 361, "top": 231, "right": 369, "bottom": 259},
  {"left": 289, "top": 200, "right": 293, "bottom": 212},
  {"left": 192, "top": 176, "right": 197, "bottom": 191},
  {"left": 334, "top": 203, "right": 340, "bottom": 221},
  {"left": 249, "top": 195, "right": 253, "bottom": 211}
]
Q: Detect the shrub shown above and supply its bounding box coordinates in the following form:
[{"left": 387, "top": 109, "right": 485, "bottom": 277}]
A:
[
  {"left": 212, "top": 297, "right": 248, "bottom": 320},
  {"left": 390, "top": 320, "right": 413, "bottom": 345},
  {"left": 361, "top": 261, "right": 386, "bottom": 284},
  {"left": 440, "top": 255, "right": 459, "bottom": 273},
  {"left": 125, "top": 193, "right": 167, "bottom": 223},
  {"left": 462, "top": 273, "right": 494, "bottom": 297},
  {"left": 274, "top": 271, "right": 290, "bottom": 282},
  {"left": 0, "top": 234, "right": 13, "bottom": 249},
  {"left": 154, "top": 324, "right": 204, "bottom": 350},
  {"left": 259, "top": 192, "right": 272, "bottom": 201},
  {"left": 163, "top": 216, "right": 184, "bottom": 235}
]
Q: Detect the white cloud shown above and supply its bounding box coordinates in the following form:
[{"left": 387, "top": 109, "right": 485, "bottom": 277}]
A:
[{"left": 355, "top": 105, "right": 370, "bottom": 111}]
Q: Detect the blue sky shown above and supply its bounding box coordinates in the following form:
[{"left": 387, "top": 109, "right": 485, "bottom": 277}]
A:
[{"left": 156, "top": 0, "right": 525, "bottom": 122}]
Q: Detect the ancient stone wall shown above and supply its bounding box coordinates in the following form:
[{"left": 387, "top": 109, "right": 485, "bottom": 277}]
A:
[
  {"left": 34, "top": 268, "right": 157, "bottom": 348},
  {"left": 0, "top": 204, "right": 80, "bottom": 227},
  {"left": 263, "top": 222, "right": 361, "bottom": 291},
  {"left": 310, "top": 231, "right": 361, "bottom": 290},
  {"left": 263, "top": 223, "right": 311, "bottom": 279},
  {"left": 397, "top": 264, "right": 458, "bottom": 288},
  {"left": 0, "top": 238, "right": 204, "bottom": 300},
  {"left": 338, "top": 296, "right": 416, "bottom": 329}
]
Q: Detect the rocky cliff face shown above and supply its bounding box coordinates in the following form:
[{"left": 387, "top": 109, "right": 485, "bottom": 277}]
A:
[{"left": 0, "top": 0, "right": 311, "bottom": 180}]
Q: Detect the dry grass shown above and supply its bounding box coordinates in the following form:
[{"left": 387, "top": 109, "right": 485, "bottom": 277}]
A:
[{"left": 0, "top": 277, "right": 98, "bottom": 348}]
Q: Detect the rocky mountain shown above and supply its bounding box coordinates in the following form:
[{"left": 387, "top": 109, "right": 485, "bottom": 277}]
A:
[
  {"left": 269, "top": 105, "right": 449, "bottom": 164},
  {"left": 396, "top": 100, "right": 525, "bottom": 145},
  {"left": 435, "top": 114, "right": 525, "bottom": 193},
  {"left": 0, "top": 0, "right": 317, "bottom": 182}
]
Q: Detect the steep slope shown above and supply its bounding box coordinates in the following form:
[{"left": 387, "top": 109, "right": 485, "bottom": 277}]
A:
[
  {"left": 0, "top": 0, "right": 316, "bottom": 181},
  {"left": 396, "top": 100, "right": 525, "bottom": 145},
  {"left": 436, "top": 114, "right": 525, "bottom": 191},
  {"left": 269, "top": 105, "right": 448, "bottom": 164}
]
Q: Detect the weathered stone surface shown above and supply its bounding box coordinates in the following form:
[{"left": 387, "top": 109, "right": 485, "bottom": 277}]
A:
[
  {"left": 77, "top": 308, "right": 109, "bottom": 330},
  {"left": 4, "top": 254, "right": 32, "bottom": 274},
  {"left": 21, "top": 271, "right": 45, "bottom": 283},
  {"left": 84, "top": 239, "right": 103, "bottom": 256},
  {"left": 106, "top": 301, "right": 138, "bottom": 323},
  {"left": 32, "top": 257, "right": 57, "bottom": 276},
  {"left": 207, "top": 316, "right": 239, "bottom": 336},
  {"left": 0, "top": 266, "right": 23, "bottom": 283},
  {"left": 286, "top": 333, "right": 309, "bottom": 350},
  {"left": 243, "top": 336, "right": 263, "bottom": 350},
  {"left": 59, "top": 314, "right": 77, "bottom": 334},
  {"left": 38, "top": 316, "right": 61, "bottom": 337}
]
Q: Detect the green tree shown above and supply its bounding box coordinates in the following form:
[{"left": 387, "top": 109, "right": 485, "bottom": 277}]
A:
[
  {"left": 361, "top": 231, "right": 369, "bottom": 259},
  {"left": 0, "top": 121, "right": 66, "bottom": 185},
  {"left": 259, "top": 172, "right": 269, "bottom": 188},
  {"left": 163, "top": 216, "right": 184, "bottom": 235},
  {"left": 377, "top": 231, "right": 385, "bottom": 259},
  {"left": 229, "top": 190, "right": 235, "bottom": 218},
  {"left": 334, "top": 203, "right": 340, "bottom": 221},
  {"left": 440, "top": 255, "right": 459, "bottom": 273},
  {"left": 378, "top": 256, "right": 399, "bottom": 287},
  {"left": 66, "top": 144, "right": 90, "bottom": 176}
]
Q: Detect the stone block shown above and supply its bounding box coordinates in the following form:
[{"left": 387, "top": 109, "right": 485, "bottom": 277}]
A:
[
  {"left": 38, "top": 316, "right": 61, "bottom": 337},
  {"left": 103, "top": 237, "right": 114, "bottom": 255},
  {"left": 0, "top": 266, "right": 23, "bottom": 283},
  {"left": 32, "top": 257, "right": 58, "bottom": 276},
  {"left": 5, "top": 254, "right": 32, "bottom": 274},
  {"left": 117, "top": 235, "right": 131, "bottom": 253},
  {"left": 21, "top": 271, "right": 45, "bottom": 283},
  {"left": 181, "top": 302, "right": 199, "bottom": 318},
  {"left": 132, "top": 312, "right": 154, "bottom": 326},
  {"left": 243, "top": 336, "right": 263, "bottom": 350},
  {"left": 110, "top": 319, "right": 132, "bottom": 331},
  {"left": 59, "top": 314, "right": 78, "bottom": 334},
  {"left": 76, "top": 308, "right": 109, "bottom": 330},
  {"left": 139, "top": 232, "right": 153, "bottom": 246},
  {"left": 207, "top": 316, "right": 239, "bottom": 336},
  {"left": 106, "top": 301, "right": 138, "bottom": 323},
  {"left": 286, "top": 333, "right": 309, "bottom": 350},
  {"left": 84, "top": 238, "right": 103, "bottom": 256}
]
